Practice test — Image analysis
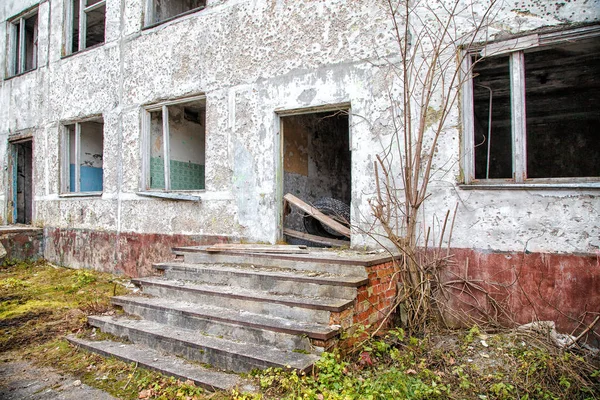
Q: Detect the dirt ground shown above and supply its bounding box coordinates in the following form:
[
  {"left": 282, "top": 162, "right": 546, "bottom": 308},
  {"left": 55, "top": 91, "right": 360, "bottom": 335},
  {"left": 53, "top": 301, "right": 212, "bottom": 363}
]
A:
[{"left": 0, "top": 354, "right": 116, "bottom": 400}]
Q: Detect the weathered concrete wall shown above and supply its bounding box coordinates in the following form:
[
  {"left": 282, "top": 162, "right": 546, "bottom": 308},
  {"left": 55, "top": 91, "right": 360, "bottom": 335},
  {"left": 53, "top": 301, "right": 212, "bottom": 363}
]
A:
[
  {"left": 444, "top": 249, "right": 600, "bottom": 344},
  {"left": 351, "top": 0, "right": 600, "bottom": 257},
  {"left": 0, "top": 226, "right": 43, "bottom": 261},
  {"left": 0, "top": 0, "right": 598, "bottom": 282}
]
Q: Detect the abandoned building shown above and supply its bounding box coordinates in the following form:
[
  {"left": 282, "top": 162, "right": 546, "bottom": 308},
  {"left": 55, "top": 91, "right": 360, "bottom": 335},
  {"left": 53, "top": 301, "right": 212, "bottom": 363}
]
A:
[{"left": 1, "top": 0, "right": 599, "bottom": 386}]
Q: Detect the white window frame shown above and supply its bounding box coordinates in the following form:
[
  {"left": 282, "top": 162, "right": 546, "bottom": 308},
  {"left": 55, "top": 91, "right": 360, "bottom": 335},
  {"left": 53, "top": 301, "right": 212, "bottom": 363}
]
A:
[
  {"left": 140, "top": 95, "right": 206, "bottom": 200},
  {"left": 461, "top": 25, "right": 600, "bottom": 188},
  {"left": 7, "top": 8, "right": 38, "bottom": 77},
  {"left": 60, "top": 117, "right": 104, "bottom": 196},
  {"left": 64, "top": 0, "right": 106, "bottom": 55}
]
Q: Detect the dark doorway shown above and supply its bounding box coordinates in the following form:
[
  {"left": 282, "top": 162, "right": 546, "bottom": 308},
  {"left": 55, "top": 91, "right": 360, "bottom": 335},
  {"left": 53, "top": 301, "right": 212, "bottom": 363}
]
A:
[
  {"left": 281, "top": 110, "right": 351, "bottom": 243},
  {"left": 12, "top": 140, "right": 33, "bottom": 224}
]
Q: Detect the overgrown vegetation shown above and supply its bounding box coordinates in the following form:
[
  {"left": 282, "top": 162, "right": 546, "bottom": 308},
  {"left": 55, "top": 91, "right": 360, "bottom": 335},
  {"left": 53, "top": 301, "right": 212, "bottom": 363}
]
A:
[
  {"left": 1, "top": 260, "right": 598, "bottom": 399},
  {"left": 0, "top": 259, "right": 121, "bottom": 353},
  {"left": 252, "top": 326, "right": 599, "bottom": 399}
]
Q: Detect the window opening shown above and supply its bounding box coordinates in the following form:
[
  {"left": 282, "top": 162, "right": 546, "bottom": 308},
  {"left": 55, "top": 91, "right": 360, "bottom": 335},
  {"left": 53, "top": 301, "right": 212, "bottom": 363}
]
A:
[
  {"left": 465, "top": 27, "right": 600, "bottom": 183},
  {"left": 281, "top": 111, "right": 351, "bottom": 245},
  {"left": 473, "top": 55, "right": 512, "bottom": 179},
  {"left": 147, "top": 99, "right": 206, "bottom": 191},
  {"left": 63, "top": 120, "right": 104, "bottom": 193},
  {"left": 67, "top": 0, "right": 106, "bottom": 55},
  {"left": 146, "top": 0, "right": 206, "bottom": 26},
  {"left": 8, "top": 11, "right": 38, "bottom": 76},
  {"left": 524, "top": 39, "right": 600, "bottom": 178}
]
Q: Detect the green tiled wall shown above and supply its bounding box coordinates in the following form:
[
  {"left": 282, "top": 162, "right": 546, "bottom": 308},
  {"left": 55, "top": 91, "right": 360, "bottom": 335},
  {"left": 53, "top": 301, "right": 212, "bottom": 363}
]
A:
[{"left": 150, "top": 157, "right": 205, "bottom": 190}]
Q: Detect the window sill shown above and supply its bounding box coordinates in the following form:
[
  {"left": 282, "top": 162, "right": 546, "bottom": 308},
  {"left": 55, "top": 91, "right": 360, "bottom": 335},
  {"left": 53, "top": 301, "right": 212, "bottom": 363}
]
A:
[
  {"left": 59, "top": 192, "right": 103, "bottom": 198},
  {"left": 4, "top": 67, "right": 38, "bottom": 81},
  {"left": 459, "top": 182, "right": 600, "bottom": 190},
  {"left": 62, "top": 42, "right": 106, "bottom": 60},
  {"left": 136, "top": 191, "right": 202, "bottom": 201}
]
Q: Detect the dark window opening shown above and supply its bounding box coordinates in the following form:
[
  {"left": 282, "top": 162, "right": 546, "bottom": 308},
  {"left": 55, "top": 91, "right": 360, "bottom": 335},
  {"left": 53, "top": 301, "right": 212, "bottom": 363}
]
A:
[
  {"left": 150, "top": 0, "right": 206, "bottom": 25},
  {"left": 9, "top": 11, "right": 38, "bottom": 76},
  {"left": 282, "top": 111, "right": 351, "bottom": 243},
  {"left": 473, "top": 55, "right": 512, "bottom": 179},
  {"left": 470, "top": 36, "right": 600, "bottom": 181},
  {"left": 68, "top": 0, "right": 106, "bottom": 55},
  {"left": 525, "top": 38, "right": 600, "bottom": 178}
]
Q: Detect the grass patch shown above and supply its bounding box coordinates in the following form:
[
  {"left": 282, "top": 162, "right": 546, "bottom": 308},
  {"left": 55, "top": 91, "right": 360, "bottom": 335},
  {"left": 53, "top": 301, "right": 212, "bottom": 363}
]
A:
[{"left": 0, "top": 260, "right": 126, "bottom": 353}]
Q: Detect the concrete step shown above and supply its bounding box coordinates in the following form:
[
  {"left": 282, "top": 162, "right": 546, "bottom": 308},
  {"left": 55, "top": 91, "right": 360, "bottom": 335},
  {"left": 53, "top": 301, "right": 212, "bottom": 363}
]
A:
[
  {"left": 154, "top": 262, "right": 366, "bottom": 300},
  {"left": 173, "top": 246, "right": 370, "bottom": 277},
  {"left": 111, "top": 295, "right": 335, "bottom": 352},
  {"left": 132, "top": 277, "right": 353, "bottom": 325},
  {"left": 67, "top": 336, "right": 257, "bottom": 392},
  {"left": 87, "top": 316, "right": 320, "bottom": 373}
]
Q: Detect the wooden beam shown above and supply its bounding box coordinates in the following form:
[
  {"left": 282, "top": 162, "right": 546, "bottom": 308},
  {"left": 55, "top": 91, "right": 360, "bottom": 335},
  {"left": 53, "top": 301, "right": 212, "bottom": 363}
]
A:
[
  {"left": 205, "top": 244, "right": 309, "bottom": 254},
  {"left": 74, "top": 123, "right": 81, "bottom": 192},
  {"left": 162, "top": 105, "right": 171, "bottom": 190},
  {"left": 283, "top": 194, "right": 351, "bottom": 238},
  {"left": 461, "top": 52, "right": 475, "bottom": 184},
  {"left": 510, "top": 51, "right": 527, "bottom": 183},
  {"left": 283, "top": 229, "right": 350, "bottom": 248}
]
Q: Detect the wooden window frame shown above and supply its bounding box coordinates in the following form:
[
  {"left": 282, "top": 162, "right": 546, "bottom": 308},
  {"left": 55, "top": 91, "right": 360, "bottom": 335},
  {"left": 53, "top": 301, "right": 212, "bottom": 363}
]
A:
[
  {"left": 60, "top": 117, "right": 104, "bottom": 196},
  {"left": 6, "top": 8, "right": 38, "bottom": 77},
  {"left": 140, "top": 95, "right": 206, "bottom": 198},
  {"left": 460, "top": 25, "right": 600, "bottom": 188},
  {"left": 64, "top": 0, "right": 106, "bottom": 56},
  {"left": 143, "top": 0, "right": 207, "bottom": 29}
]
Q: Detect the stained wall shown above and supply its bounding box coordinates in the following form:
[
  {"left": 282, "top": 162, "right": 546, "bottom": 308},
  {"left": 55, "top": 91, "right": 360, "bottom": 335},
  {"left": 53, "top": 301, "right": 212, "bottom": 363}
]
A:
[{"left": 0, "top": 0, "right": 598, "bottom": 278}]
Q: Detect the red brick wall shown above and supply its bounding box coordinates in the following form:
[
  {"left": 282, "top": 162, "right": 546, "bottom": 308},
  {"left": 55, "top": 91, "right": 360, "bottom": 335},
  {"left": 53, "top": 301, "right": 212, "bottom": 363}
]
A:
[{"left": 353, "top": 260, "right": 399, "bottom": 327}]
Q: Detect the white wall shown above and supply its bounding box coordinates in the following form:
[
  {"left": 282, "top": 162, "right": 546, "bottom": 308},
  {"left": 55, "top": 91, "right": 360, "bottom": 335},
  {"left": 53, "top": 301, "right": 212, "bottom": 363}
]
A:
[{"left": 0, "top": 0, "right": 598, "bottom": 255}]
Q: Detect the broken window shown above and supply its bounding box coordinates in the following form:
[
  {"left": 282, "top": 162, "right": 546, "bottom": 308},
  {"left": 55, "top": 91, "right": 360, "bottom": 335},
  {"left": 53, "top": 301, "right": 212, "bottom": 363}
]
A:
[
  {"left": 464, "top": 26, "right": 600, "bottom": 183},
  {"left": 7, "top": 9, "right": 38, "bottom": 76},
  {"left": 65, "top": 0, "right": 106, "bottom": 55},
  {"left": 145, "top": 0, "right": 206, "bottom": 26},
  {"left": 143, "top": 97, "right": 206, "bottom": 191},
  {"left": 62, "top": 120, "right": 104, "bottom": 193}
]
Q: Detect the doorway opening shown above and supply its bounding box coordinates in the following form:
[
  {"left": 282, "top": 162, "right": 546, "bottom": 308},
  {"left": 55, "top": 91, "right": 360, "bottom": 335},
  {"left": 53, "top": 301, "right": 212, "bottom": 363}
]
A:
[
  {"left": 280, "top": 110, "right": 351, "bottom": 246},
  {"left": 11, "top": 140, "right": 33, "bottom": 224}
]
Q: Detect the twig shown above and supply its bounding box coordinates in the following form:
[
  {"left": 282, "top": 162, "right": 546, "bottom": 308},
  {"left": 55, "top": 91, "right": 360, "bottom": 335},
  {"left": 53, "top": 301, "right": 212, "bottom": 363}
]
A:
[
  {"left": 122, "top": 362, "right": 138, "bottom": 390},
  {"left": 571, "top": 315, "right": 600, "bottom": 347}
]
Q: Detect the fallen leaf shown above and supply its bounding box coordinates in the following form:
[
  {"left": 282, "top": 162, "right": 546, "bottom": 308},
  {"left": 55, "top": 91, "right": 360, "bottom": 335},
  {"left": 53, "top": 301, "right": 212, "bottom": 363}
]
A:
[
  {"left": 138, "top": 389, "right": 153, "bottom": 399},
  {"left": 359, "top": 351, "right": 373, "bottom": 366}
]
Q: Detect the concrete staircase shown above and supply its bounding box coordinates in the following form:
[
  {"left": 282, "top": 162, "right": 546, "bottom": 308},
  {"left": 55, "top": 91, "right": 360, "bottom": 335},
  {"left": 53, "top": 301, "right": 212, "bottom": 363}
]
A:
[{"left": 69, "top": 246, "right": 369, "bottom": 391}]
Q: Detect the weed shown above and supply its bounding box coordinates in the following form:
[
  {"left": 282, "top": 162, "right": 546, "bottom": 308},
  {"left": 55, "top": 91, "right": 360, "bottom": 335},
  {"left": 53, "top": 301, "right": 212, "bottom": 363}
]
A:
[{"left": 1, "top": 277, "right": 30, "bottom": 289}]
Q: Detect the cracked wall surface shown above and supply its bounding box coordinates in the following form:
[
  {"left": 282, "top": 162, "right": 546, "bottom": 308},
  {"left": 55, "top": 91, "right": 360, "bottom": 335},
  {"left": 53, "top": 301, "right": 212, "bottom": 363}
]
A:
[{"left": 0, "top": 0, "right": 598, "bottom": 273}]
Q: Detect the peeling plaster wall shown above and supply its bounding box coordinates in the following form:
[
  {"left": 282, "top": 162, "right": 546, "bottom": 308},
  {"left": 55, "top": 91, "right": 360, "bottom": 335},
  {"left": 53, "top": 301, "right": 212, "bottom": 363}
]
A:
[
  {"left": 0, "top": 0, "right": 598, "bottom": 274},
  {"left": 351, "top": 0, "right": 600, "bottom": 257}
]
